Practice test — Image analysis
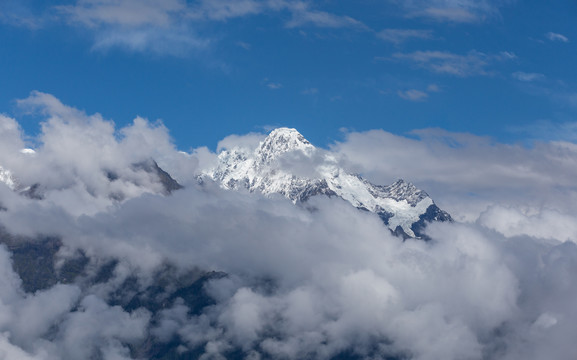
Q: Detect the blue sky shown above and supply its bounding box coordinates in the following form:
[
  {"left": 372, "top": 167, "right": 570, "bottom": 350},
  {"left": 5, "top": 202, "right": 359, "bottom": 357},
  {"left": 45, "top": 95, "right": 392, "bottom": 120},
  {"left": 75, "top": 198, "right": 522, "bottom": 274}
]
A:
[{"left": 0, "top": 0, "right": 576, "bottom": 150}]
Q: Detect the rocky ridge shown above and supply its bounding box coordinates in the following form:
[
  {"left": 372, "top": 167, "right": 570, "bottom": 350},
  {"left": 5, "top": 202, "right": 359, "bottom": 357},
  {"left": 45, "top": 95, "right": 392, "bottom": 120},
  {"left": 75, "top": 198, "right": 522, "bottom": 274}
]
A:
[{"left": 203, "top": 127, "right": 451, "bottom": 238}]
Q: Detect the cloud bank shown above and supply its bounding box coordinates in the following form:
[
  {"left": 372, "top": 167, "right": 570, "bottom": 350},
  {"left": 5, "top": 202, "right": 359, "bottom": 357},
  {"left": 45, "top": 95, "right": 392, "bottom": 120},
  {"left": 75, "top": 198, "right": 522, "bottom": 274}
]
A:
[{"left": 0, "top": 92, "right": 576, "bottom": 359}]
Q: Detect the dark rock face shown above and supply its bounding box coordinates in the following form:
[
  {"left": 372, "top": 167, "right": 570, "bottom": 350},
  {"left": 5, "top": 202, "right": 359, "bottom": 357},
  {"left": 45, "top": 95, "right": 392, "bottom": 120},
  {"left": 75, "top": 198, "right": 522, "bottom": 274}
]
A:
[
  {"left": 1, "top": 158, "right": 183, "bottom": 205},
  {"left": 133, "top": 159, "right": 183, "bottom": 195},
  {"left": 410, "top": 204, "right": 453, "bottom": 240},
  {"left": 0, "top": 227, "right": 230, "bottom": 359},
  {"left": 0, "top": 229, "right": 88, "bottom": 292},
  {"left": 20, "top": 183, "right": 44, "bottom": 200},
  {"left": 372, "top": 179, "right": 429, "bottom": 206},
  {"left": 279, "top": 178, "right": 338, "bottom": 203},
  {"left": 8, "top": 237, "right": 61, "bottom": 293}
]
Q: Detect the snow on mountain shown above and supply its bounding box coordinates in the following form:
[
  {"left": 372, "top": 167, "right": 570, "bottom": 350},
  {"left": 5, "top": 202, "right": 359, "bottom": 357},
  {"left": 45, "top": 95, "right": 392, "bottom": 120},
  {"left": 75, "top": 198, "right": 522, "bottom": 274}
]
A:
[
  {"left": 0, "top": 166, "right": 17, "bottom": 191},
  {"left": 203, "top": 127, "right": 451, "bottom": 238}
]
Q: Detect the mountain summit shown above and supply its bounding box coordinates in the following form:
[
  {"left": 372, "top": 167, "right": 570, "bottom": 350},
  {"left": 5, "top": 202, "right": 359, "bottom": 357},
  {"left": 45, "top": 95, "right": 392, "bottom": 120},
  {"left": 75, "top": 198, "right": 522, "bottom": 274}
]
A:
[{"left": 203, "top": 127, "right": 451, "bottom": 238}]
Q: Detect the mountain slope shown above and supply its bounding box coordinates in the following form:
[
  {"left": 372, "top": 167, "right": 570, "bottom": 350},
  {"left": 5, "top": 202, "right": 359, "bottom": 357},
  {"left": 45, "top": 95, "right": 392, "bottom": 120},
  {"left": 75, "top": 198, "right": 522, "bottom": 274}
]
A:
[
  {"left": 202, "top": 127, "right": 451, "bottom": 238},
  {"left": 0, "top": 158, "right": 183, "bottom": 203}
]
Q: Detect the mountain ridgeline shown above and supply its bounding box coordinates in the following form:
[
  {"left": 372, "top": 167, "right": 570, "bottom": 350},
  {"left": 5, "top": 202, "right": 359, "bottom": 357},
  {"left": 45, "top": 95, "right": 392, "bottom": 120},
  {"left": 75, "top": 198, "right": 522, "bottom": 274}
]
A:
[
  {"left": 202, "top": 127, "right": 451, "bottom": 239},
  {"left": 0, "top": 128, "right": 450, "bottom": 238}
]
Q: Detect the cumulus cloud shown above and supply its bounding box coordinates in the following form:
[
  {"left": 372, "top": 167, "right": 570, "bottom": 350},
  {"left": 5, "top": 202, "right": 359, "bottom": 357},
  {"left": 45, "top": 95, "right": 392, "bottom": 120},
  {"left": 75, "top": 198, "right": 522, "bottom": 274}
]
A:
[
  {"left": 5, "top": 91, "right": 197, "bottom": 215},
  {"left": 1, "top": 92, "right": 577, "bottom": 359},
  {"left": 217, "top": 132, "right": 266, "bottom": 152},
  {"left": 331, "top": 128, "right": 577, "bottom": 223}
]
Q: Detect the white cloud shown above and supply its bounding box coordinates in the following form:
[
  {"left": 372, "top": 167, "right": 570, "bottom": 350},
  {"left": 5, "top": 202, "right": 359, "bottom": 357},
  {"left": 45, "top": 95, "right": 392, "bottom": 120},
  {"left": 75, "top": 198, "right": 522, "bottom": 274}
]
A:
[
  {"left": 420, "top": 7, "right": 478, "bottom": 22},
  {"left": 511, "top": 120, "right": 577, "bottom": 143},
  {"left": 478, "top": 205, "right": 577, "bottom": 242},
  {"left": 285, "top": 9, "right": 366, "bottom": 29},
  {"left": 55, "top": 0, "right": 211, "bottom": 55},
  {"left": 512, "top": 71, "right": 545, "bottom": 82},
  {"left": 377, "top": 29, "right": 433, "bottom": 44},
  {"left": 216, "top": 132, "right": 266, "bottom": 152},
  {"left": 392, "top": 50, "right": 514, "bottom": 77},
  {"left": 332, "top": 128, "right": 577, "bottom": 222},
  {"left": 189, "top": 0, "right": 263, "bottom": 21},
  {"left": 545, "top": 32, "right": 569, "bottom": 42},
  {"left": 2, "top": 93, "right": 577, "bottom": 359},
  {"left": 5, "top": 91, "right": 196, "bottom": 215},
  {"left": 263, "top": 79, "right": 283, "bottom": 90},
  {"left": 391, "top": 0, "right": 509, "bottom": 23},
  {"left": 91, "top": 26, "right": 210, "bottom": 55},
  {"left": 301, "top": 87, "right": 318, "bottom": 95},
  {"left": 58, "top": 0, "right": 186, "bottom": 27},
  {"left": 50, "top": 0, "right": 367, "bottom": 55},
  {"left": 236, "top": 41, "right": 251, "bottom": 50},
  {"left": 398, "top": 89, "right": 429, "bottom": 101},
  {"left": 0, "top": 1, "right": 46, "bottom": 28}
]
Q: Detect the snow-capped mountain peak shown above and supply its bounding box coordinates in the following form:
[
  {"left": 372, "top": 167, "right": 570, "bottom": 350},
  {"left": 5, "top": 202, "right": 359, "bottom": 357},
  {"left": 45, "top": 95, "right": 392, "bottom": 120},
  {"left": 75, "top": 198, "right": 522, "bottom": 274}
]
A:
[
  {"left": 203, "top": 128, "right": 451, "bottom": 238},
  {"left": 255, "top": 127, "right": 315, "bottom": 165}
]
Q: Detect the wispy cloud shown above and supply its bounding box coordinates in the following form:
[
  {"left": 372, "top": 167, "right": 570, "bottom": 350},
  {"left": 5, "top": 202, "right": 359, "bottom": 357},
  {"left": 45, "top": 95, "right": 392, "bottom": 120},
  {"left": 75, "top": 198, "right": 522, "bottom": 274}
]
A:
[
  {"left": 397, "top": 84, "right": 441, "bottom": 101},
  {"left": 92, "top": 26, "right": 210, "bottom": 55},
  {"left": 427, "top": 84, "right": 441, "bottom": 92},
  {"left": 267, "top": 83, "right": 283, "bottom": 89},
  {"left": 376, "top": 29, "right": 433, "bottom": 44},
  {"left": 397, "top": 89, "right": 429, "bottom": 101},
  {"left": 420, "top": 7, "right": 479, "bottom": 22},
  {"left": 63, "top": 0, "right": 181, "bottom": 27},
  {"left": 391, "top": 50, "right": 515, "bottom": 77},
  {"left": 263, "top": 78, "right": 283, "bottom": 90},
  {"left": 512, "top": 71, "right": 545, "bottom": 82},
  {"left": 545, "top": 32, "right": 569, "bottom": 42},
  {"left": 285, "top": 8, "right": 366, "bottom": 29},
  {"left": 510, "top": 120, "right": 577, "bottom": 142},
  {"left": 56, "top": 0, "right": 206, "bottom": 55},
  {"left": 188, "top": 0, "right": 263, "bottom": 21},
  {"left": 301, "top": 88, "right": 318, "bottom": 95},
  {"left": 10, "top": 0, "right": 365, "bottom": 56},
  {"left": 560, "top": 92, "right": 577, "bottom": 108},
  {"left": 390, "top": 0, "right": 508, "bottom": 23},
  {"left": 0, "top": 1, "right": 47, "bottom": 28},
  {"left": 236, "top": 41, "right": 251, "bottom": 50}
]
